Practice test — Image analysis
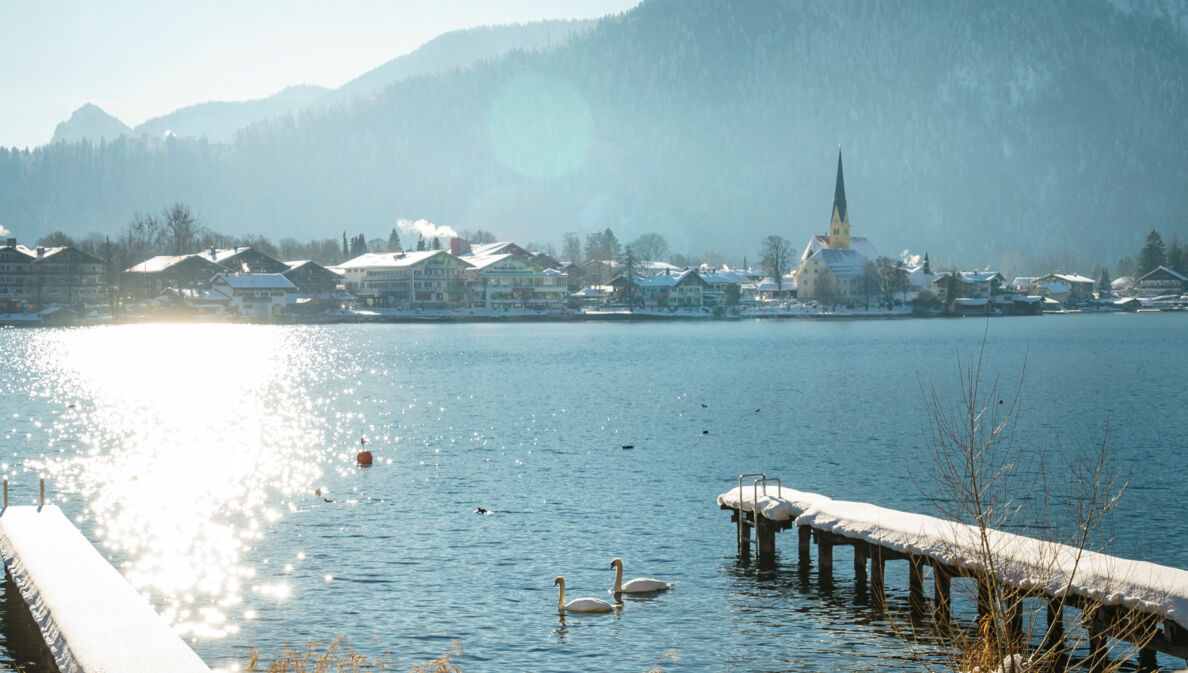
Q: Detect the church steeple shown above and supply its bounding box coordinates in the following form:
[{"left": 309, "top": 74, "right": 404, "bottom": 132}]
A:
[{"left": 828, "top": 146, "right": 851, "bottom": 250}]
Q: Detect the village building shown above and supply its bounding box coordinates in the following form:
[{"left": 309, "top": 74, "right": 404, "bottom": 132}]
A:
[
  {"left": 794, "top": 150, "right": 878, "bottom": 304},
  {"left": 210, "top": 273, "right": 295, "bottom": 318},
  {"left": 201, "top": 247, "right": 289, "bottom": 274},
  {"left": 0, "top": 239, "right": 106, "bottom": 310},
  {"left": 932, "top": 271, "right": 1005, "bottom": 299},
  {"left": 282, "top": 260, "right": 342, "bottom": 296},
  {"left": 463, "top": 249, "right": 568, "bottom": 311},
  {"left": 124, "top": 254, "right": 228, "bottom": 298},
  {"left": 1134, "top": 265, "right": 1187, "bottom": 296},
  {"left": 0, "top": 238, "right": 33, "bottom": 312},
  {"left": 698, "top": 270, "right": 749, "bottom": 307},
  {"left": 613, "top": 268, "right": 708, "bottom": 308},
  {"left": 337, "top": 250, "right": 473, "bottom": 309},
  {"left": 1036, "top": 273, "right": 1095, "bottom": 302}
]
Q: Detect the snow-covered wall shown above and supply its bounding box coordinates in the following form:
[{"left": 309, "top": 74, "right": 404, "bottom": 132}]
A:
[{"left": 0, "top": 506, "right": 211, "bottom": 673}]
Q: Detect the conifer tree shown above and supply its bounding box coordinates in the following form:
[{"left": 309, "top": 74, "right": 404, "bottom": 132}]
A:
[
  {"left": 342, "top": 232, "right": 349, "bottom": 259},
  {"left": 1135, "top": 229, "right": 1166, "bottom": 278},
  {"left": 387, "top": 228, "right": 402, "bottom": 253}
]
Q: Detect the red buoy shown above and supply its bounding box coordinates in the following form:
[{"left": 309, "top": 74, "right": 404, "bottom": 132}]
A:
[{"left": 356, "top": 450, "right": 373, "bottom": 466}]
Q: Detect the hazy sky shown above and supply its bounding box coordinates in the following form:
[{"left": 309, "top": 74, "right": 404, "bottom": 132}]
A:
[{"left": 0, "top": 0, "right": 640, "bottom": 149}]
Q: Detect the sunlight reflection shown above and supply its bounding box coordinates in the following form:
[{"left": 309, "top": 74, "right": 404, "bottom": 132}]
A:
[{"left": 23, "top": 324, "right": 334, "bottom": 639}]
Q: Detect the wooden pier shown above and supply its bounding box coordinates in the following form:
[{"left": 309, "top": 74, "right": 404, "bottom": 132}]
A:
[
  {"left": 0, "top": 503, "right": 211, "bottom": 673},
  {"left": 720, "top": 476, "right": 1188, "bottom": 672}
]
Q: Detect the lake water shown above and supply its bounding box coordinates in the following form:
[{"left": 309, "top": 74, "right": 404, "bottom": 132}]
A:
[{"left": 0, "top": 315, "right": 1185, "bottom": 672}]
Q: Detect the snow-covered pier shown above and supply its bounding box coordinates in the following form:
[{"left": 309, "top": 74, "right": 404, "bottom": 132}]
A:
[
  {"left": 0, "top": 505, "right": 211, "bottom": 673},
  {"left": 719, "top": 477, "right": 1188, "bottom": 671}
]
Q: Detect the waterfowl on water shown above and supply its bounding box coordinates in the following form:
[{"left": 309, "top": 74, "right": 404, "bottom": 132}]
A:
[
  {"left": 610, "top": 558, "right": 674, "bottom": 593},
  {"left": 554, "top": 576, "right": 615, "bottom": 613}
]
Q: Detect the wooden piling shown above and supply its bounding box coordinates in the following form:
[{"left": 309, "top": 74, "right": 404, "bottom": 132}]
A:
[
  {"left": 757, "top": 518, "right": 775, "bottom": 556},
  {"left": 737, "top": 514, "right": 751, "bottom": 555},
  {"left": 933, "top": 562, "right": 951, "bottom": 623},
  {"left": 908, "top": 555, "right": 926, "bottom": 616},
  {"left": 869, "top": 548, "right": 885, "bottom": 606},
  {"left": 798, "top": 524, "right": 811, "bottom": 558},
  {"left": 1087, "top": 608, "right": 1108, "bottom": 673},
  {"left": 1004, "top": 589, "right": 1023, "bottom": 643},
  {"left": 817, "top": 532, "right": 833, "bottom": 575},
  {"left": 1044, "top": 600, "right": 1065, "bottom": 652},
  {"left": 853, "top": 542, "right": 868, "bottom": 583},
  {"left": 976, "top": 575, "right": 994, "bottom": 634}
]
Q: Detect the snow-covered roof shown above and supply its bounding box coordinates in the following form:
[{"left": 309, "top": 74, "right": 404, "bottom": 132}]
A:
[
  {"left": 1041, "top": 281, "right": 1070, "bottom": 294},
  {"left": 467, "top": 241, "right": 526, "bottom": 257},
  {"left": 1112, "top": 276, "right": 1133, "bottom": 288},
  {"left": 571, "top": 288, "right": 606, "bottom": 298},
  {"left": 637, "top": 260, "right": 681, "bottom": 275},
  {"left": 463, "top": 253, "right": 513, "bottom": 270},
  {"left": 336, "top": 250, "right": 469, "bottom": 270},
  {"left": 1051, "top": 273, "right": 1095, "bottom": 285},
  {"left": 634, "top": 269, "right": 704, "bottom": 288},
  {"left": 124, "top": 254, "right": 222, "bottom": 274},
  {"left": 810, "top": 248, "right": 867, "bottom": 278},
  {"left": 800, "top": 235, "right": 879, "bottom": 264},
  {"left": 753, "top": 275, "right": 797, "bottom": 292},
  {"left": 212, "top": 273, "right": 296, "bottom": 290},
  {"left": 699, "top": 270, "right": 749, "bottom": 285},
  {"left": 1138, "top": 265, "right": 1188, "bottom": 282},
  {"left": 1012, "top": 276, "right": 1037, "bottom": 288}
]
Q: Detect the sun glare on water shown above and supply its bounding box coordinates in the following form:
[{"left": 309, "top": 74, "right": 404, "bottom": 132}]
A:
[{"left": 23, "top": 324, "right": 334, "bottom": 639}]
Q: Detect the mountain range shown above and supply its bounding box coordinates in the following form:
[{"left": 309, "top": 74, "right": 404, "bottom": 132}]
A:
[{"left": 5, "top": 0, "right": 1188, "bottom": 273}]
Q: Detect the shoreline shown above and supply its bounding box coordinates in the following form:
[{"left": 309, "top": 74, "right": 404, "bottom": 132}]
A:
[{"left": 3, "top": 304, "right": 1184, "bottom": 328}]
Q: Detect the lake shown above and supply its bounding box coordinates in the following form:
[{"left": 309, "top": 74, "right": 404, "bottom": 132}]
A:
[{"left": 1, "top": 314, "right": 1185, "bottom": 672}]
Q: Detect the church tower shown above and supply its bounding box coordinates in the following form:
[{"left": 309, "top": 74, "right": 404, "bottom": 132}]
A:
[{"left": 828, "top": 148, "right": 851, "bottom": 250}]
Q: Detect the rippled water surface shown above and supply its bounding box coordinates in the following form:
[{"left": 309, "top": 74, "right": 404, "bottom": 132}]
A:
[{"left": 1, "top": 315, "right": 1185, "bottom": 671}]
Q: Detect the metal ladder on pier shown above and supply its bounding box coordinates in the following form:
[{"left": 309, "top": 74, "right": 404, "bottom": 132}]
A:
[{"left": 737, "top": 473, "right": 782, "bottom": 557}]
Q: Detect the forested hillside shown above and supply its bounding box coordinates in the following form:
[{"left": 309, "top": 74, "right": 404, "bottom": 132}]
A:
[{"left": 5, "top": 0, "right": 1188, "bottom": 270}]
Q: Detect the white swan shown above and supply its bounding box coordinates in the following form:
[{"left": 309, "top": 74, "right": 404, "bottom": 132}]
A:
[
  {"left": 610, "top": 558, "right": 675, "bottom": 593},
  {"left": 554, "top": 576, "right": 615, "bottom": 613}
]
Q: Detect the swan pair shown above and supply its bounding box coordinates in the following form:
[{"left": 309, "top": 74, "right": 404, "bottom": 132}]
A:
[{"left": 555, "top": 558, "right": 675, "bottom": 613}]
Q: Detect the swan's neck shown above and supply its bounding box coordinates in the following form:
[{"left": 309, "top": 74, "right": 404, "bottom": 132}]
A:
[
  {"left": 613, "top": 563, "right": 623, "bottom": 592},
  {"left": 557, "top": 580, "right": 565, "bottom": 609}
]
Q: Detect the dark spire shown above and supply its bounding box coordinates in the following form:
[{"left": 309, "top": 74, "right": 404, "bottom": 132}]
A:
[
  {"left": 833, "top": 147, "right": 847, "bottom": 222},
  {"left": 923, "top": 251, "right": 931, "bottom": 275}
]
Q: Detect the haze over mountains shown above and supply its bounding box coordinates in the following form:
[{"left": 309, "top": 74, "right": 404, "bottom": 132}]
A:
[{"left": 6, "top": 0, "right": 1188, "bottom": 272}]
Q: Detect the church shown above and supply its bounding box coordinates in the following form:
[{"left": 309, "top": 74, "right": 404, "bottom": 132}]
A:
[{"left": 793, "top": 149, "right": 879, "bottom": 303}]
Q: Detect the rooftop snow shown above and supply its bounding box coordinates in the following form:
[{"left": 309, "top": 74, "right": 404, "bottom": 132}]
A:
[
  {"left": 213, "top": 273, "right": 296, "bottom": 290},
  {"left": 336, "top": 250, "right": 470, "bottom": 270}
]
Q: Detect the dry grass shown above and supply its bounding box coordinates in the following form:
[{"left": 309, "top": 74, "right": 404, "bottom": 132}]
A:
[{"left": 245, "top": 638, "right": 463, "bottom": 673}]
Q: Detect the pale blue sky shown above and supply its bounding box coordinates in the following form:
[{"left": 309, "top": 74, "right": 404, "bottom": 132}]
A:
[{"left": 0, "top": 0, "right": 640, "bottom": 149}]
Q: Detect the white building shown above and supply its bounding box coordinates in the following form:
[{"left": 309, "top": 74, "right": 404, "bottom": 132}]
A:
[
  {"left": 337, "top": 250, "right": 473, "bottom": 309},
  {"left": 210, "top": 273, "right": 295, "bottom": 318}
]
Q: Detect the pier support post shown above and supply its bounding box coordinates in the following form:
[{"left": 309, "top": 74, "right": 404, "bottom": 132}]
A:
[
  {"left": 933, "top": 563, "right": 952, "bottom": 624},
  {"left": 817, "top": 533, "right": 833, "bottom": 576},
  {"left": 976, "top": 575, "right": 995, "bottom": 637},
  {"left": 737, "top": 514, "right": 752, "bottom": 556},
  {"left": 869, "top": 548, "right": 886, "bottom": 607},
  {"left": 1044, "top": 600, "right": 1065, "bottom": 652},
  {"left": 1004, "top": 589, "right": 1023, "bottom": 644},
  {"left": 908, "top": 555, "right": 926, "bottom": 616},
  {"left": 756, "top": 518, "right": 775, "bottom": 556},
  {"left": 853, "top": 543, "right": 868, "bottom": 583},
  {"left": 1087, "top": 609, "right": 1108, "bottom": 673},
  {"left": 798, "top": 525, "right": 811, "bottom": 561}
]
